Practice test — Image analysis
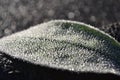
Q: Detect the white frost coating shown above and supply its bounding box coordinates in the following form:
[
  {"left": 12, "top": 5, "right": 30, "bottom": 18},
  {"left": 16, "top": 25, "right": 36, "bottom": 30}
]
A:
[{"left": 0, "top": 20, "right": 120, "bottom": 75}]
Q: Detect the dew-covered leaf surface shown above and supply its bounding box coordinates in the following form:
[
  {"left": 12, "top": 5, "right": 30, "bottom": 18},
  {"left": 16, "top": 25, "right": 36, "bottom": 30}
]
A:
[{"left": 0, "top": 20, "right": 120, "bottom": 75}]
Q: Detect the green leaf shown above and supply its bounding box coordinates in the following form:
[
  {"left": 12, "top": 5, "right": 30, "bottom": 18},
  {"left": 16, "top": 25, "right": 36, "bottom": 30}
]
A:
[{"left": 0, "top": 20, "right": 120, "bottom": 75}]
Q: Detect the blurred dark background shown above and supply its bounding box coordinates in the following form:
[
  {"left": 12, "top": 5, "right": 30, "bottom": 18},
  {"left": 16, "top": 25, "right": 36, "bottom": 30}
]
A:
[{"left": 0, "top": 0, "right": 120, "bottom": 42}]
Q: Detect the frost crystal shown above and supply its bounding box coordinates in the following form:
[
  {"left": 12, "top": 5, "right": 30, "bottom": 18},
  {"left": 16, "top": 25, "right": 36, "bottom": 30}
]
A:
[{"left": 0, "top": 20, "right": 120, "bottom": 75}]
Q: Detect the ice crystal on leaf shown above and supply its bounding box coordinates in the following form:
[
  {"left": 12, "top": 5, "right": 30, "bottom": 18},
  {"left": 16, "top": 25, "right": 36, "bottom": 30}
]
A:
[{"left": 0, "top": 20, "right": 120, "bottom": 75}]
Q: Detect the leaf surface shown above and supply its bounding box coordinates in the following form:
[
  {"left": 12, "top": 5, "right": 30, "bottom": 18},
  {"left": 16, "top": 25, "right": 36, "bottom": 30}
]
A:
[{"left": 0, "top": 20, "right": 120, "bottom": 75}]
